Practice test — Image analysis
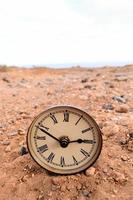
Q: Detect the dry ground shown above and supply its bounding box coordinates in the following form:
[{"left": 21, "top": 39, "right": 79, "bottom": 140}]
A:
[{"left": 0, "top": 65, "right": 133, "bottom": 200}]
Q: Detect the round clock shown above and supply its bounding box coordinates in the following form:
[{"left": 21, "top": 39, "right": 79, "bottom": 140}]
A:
[{"left": 27, "top": 106, "right": 102, "bottom": 174}]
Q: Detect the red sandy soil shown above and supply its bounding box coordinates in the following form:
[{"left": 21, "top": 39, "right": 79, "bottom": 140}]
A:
[{"left": 0, "top": 65, "right": 133, "bottom": 200}]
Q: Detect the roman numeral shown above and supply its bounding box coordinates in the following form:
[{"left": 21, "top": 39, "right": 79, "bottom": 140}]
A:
[
  {"left": 63, "top": 110, "right": 69, "bottom": 122},
  {"left": 47, "top": 152, "right": 55, "bottom": 163},
  {"left": 50, "top": 113, "right": 58, "bottom": 124},
  {"left": 83, "top": 139, "right": 96, "bottom": 144},
  {"left": 72, "top": 156, "right": 78, "bottom": 165},
  {"left": 34, "top": 136, "right": 46, "bottom": 140},
  {"left": 37, "top": 144, "right": 48, "bottom": 153},
  {"left": 82, "top": 127, "right": 93, "bottom": 133},
  {"left": 36, "top": 123, "right": 49, "bottom": 131},
  {"left": 75, "top": 116, "right": 82, "bottom": 125},
  {"left": 80, "top": 148, "right": 90, "bottom": 157},
  {"left": 60, "top": 156, "right": 65, "bottom": 167}
]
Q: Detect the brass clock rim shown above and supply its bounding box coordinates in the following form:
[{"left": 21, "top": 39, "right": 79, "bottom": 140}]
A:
[{"left": 27, "top": 105, "right": 103, "bottom": 175}]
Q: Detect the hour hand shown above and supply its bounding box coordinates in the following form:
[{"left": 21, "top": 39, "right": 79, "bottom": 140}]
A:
[
  {"left": 36, "top": 125, "right": 60, "bottom": 142},
  {"left": 70, "top": 139, "right": 96, "bottom": 144}
]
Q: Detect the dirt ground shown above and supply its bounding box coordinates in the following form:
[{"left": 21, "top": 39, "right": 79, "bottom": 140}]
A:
[{"left": 0, "top": 65, "right": 133, "bottom": 200}]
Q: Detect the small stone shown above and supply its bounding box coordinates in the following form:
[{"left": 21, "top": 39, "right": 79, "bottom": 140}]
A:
[
  {"left": 2, "top": 140, "right": 10, "bottom": 145},
  {"left": 5, "top": 146, "right": 11, "bottom": 152},
  {"left": 127, "top": 141, "right": 133, "bottom": 152},
  {"left": 112, "top": 95, "right": 127, "bottom": 103},
  {"left": 60, "top": 184, "right": 66, "bottom": 192},
  {"left": 81, "top": 78, "right": 88, "bottom": 83},
  {"left": 84, "top": 85, "right": 92, "bottom": 89},
  {"left": 2, "top": 77, "right": 10, "bottom": 83},
  {"left": 113, "top": 171, "right": 128, "bottom": 184},
  {"left": 76, "top": 183, "right": 82, "bottom": 190},
  {"left": 102, "top": 104, "right": 114, "bottom": 110},
  {"left": 82, "top": 190, "right": 91, "bottom": 197},
  {"left": 85, "top": 167, "right": 96, "bottom": 176},
  {"left": 115, "top": 105, "right": 128, "bottom": 113},
  {"left": 37, "top": 195, "right": 44, "bottom": 200},
  {"left": 51, "top": 177, "right": 60, "bottom": 185},
  {"left": 129, "top": 132, "right": 133, "bottom": 138},
  {"left": 18, "top": 129, "right": 25, "bottom": 135},
  {"left": 121, "top": 155, "right": 129, "bottom": 161},
  {"left": 103, "top": 168, "right": 108, "bottom": 173},
  {"left": 7, "top": 132, "right": 17, "bottom": 136},
  {"left": 120, "top": 138, "right": 128, "bottom": 145},
  {"left": 19, "top": 146, "right": 28, "bottom": 156}
]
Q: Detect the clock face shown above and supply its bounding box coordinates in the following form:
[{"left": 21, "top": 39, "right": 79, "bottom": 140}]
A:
[{"left": 27, "top": 106, "right": 102, "bottom": 174}]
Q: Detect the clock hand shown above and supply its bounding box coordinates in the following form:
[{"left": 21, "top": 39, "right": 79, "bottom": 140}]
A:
[
  {"left": 69, "top": 139, "right": 95, "bottom": 144},
  {"left": 36, "top": 125, "right": 60, "bottom": 142}
]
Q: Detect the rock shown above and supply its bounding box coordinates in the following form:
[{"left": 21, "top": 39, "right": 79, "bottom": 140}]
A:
[
  {"left": 2, "top": 77, "right": 10, "bottom": 83},
  {"left": 85, "top": 167, "right": 96, "bottom": 176},
  {"left": 51, "top": 177, "right": 61, "bottom": 185},
  {"left": 127, "top": 141, "right": 133, "bottom": 152},
  {"left": 5, "top": 146, "right": 11, "bottom": 152},
  {"left": 113, "top": 171, "right": 128, "bottom": 184},
  {"left": 121, "top": 155, "right": 129, "bottom": 161},
  {"left": 129, "top": 132, "right": 133, "bottom": 138},
  {"left": 19, "top": 146, "right": 28, "bottom": 156},
  {"left": 120, "top": 137, "right": 128, "bottom": 145},
  {"left": 18, "top": 129, "right": 25, "bottom": 135},
  {"left": 82, "top": 190, "right": 91, "bottom": 197},
  {"left": 112, "top": 95, "right": 127, "bottom": 103},
  {"left": 115, "top": 105, "right": 128, "bottom": 113},
  {"left": 2, "top": 140, "right": 10, "bottom": 145},
  {"left": 37, "top": 195, "right": 44, "bottom": 200},
  {"left": 102, "top": 124, "right": 119, "bottom": 137},
  {"left": 60, "top": 184, "right": 66, "bottom": 192},
  {"left": 81, "top": 78, "right": 88, "bottom": 83},
  {"left": 102, "top": 104, "right": 114, "bottom": 110},
  {"left": 7, "top": 132, "right": 17, "bottom": 136},
  {"left": 84, "top": 85, "right": 92, "bottom": 89}
]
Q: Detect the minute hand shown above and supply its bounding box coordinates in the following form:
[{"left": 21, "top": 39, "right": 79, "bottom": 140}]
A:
[
  {"left": 69, "top": 139, "right": 95, "bottom": 144},
  {"left": 37, "top": 126, "right": 60, "bottom": 142}
]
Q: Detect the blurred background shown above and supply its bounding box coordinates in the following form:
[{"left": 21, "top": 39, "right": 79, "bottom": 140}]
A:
[{"left": 0, "top": 0, "right": 133, "bottom": 67}]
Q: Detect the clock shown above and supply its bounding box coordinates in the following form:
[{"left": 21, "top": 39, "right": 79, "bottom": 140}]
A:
[{"left": 27, "top": 106, "right": 102, "bottom": 174}]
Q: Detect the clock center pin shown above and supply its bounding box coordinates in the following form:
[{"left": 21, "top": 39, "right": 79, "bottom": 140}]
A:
[{"left": 59, "top": 136, "right": 70, "bottom": 148}]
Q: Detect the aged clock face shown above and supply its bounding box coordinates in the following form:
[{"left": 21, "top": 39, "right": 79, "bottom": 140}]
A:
[{"left": 27, "top": 106, "right": 102, "bottom": 174}]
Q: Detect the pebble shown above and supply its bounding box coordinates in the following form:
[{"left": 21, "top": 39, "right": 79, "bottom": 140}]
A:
[
  {"left": 129, "top": 132, "right": 133, "bottom": 138},
  {"left": 113, "top": 171, "right": 128, "bottom": 184},
  {"left": 37, "top": 195, "right": 44, "bottom": 200},
  {"left": 2, "top": 140, "right": 10, "bottom": 145},
  {"left": 115, "top": 105, "right": 128, "bottom": 113},
  {"left": 121, "top": 155, "right": 129, "bottom": 161},
  {"left": 2, "top": 77, "right": 10, "bottom": 83},
  {"left": 127, "top": 141, "right": 133, "bottom": 152},
  {"left": 51, "top": 177, "right": 61, "bottom": 185},
  {"left": 5, "top": 146, "right": 11, "bottom": 152},
  {"left": 85, "top": 167, "right": 96, "bottom": 176},
  {"left": 82, "top": 190, "right": 91, "bottom": 197},
  {"left": 81, "top": 78, "right": 88, "bottom": 83},
  {"left": 18, "top": 129, "right": 25, "bottom": 135},
  {"left": 60, "top": 184, "right": 66, "bottom": 192},
  {"left": 112, "top": 95, "right": 127, "bottom": 103},
  {"left": 19, "top": 146, "right": 28, "bottom": 156},
  {"left": 7, "top": 132, "right": 17, "bottom": 136},
  {"left": 102, "top": 104, "right": 114, "bottom": 110}
]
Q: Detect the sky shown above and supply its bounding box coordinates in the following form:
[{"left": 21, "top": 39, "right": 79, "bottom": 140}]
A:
[{"left": 0, "top": 0, "right": 133, "bottom": 67}]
